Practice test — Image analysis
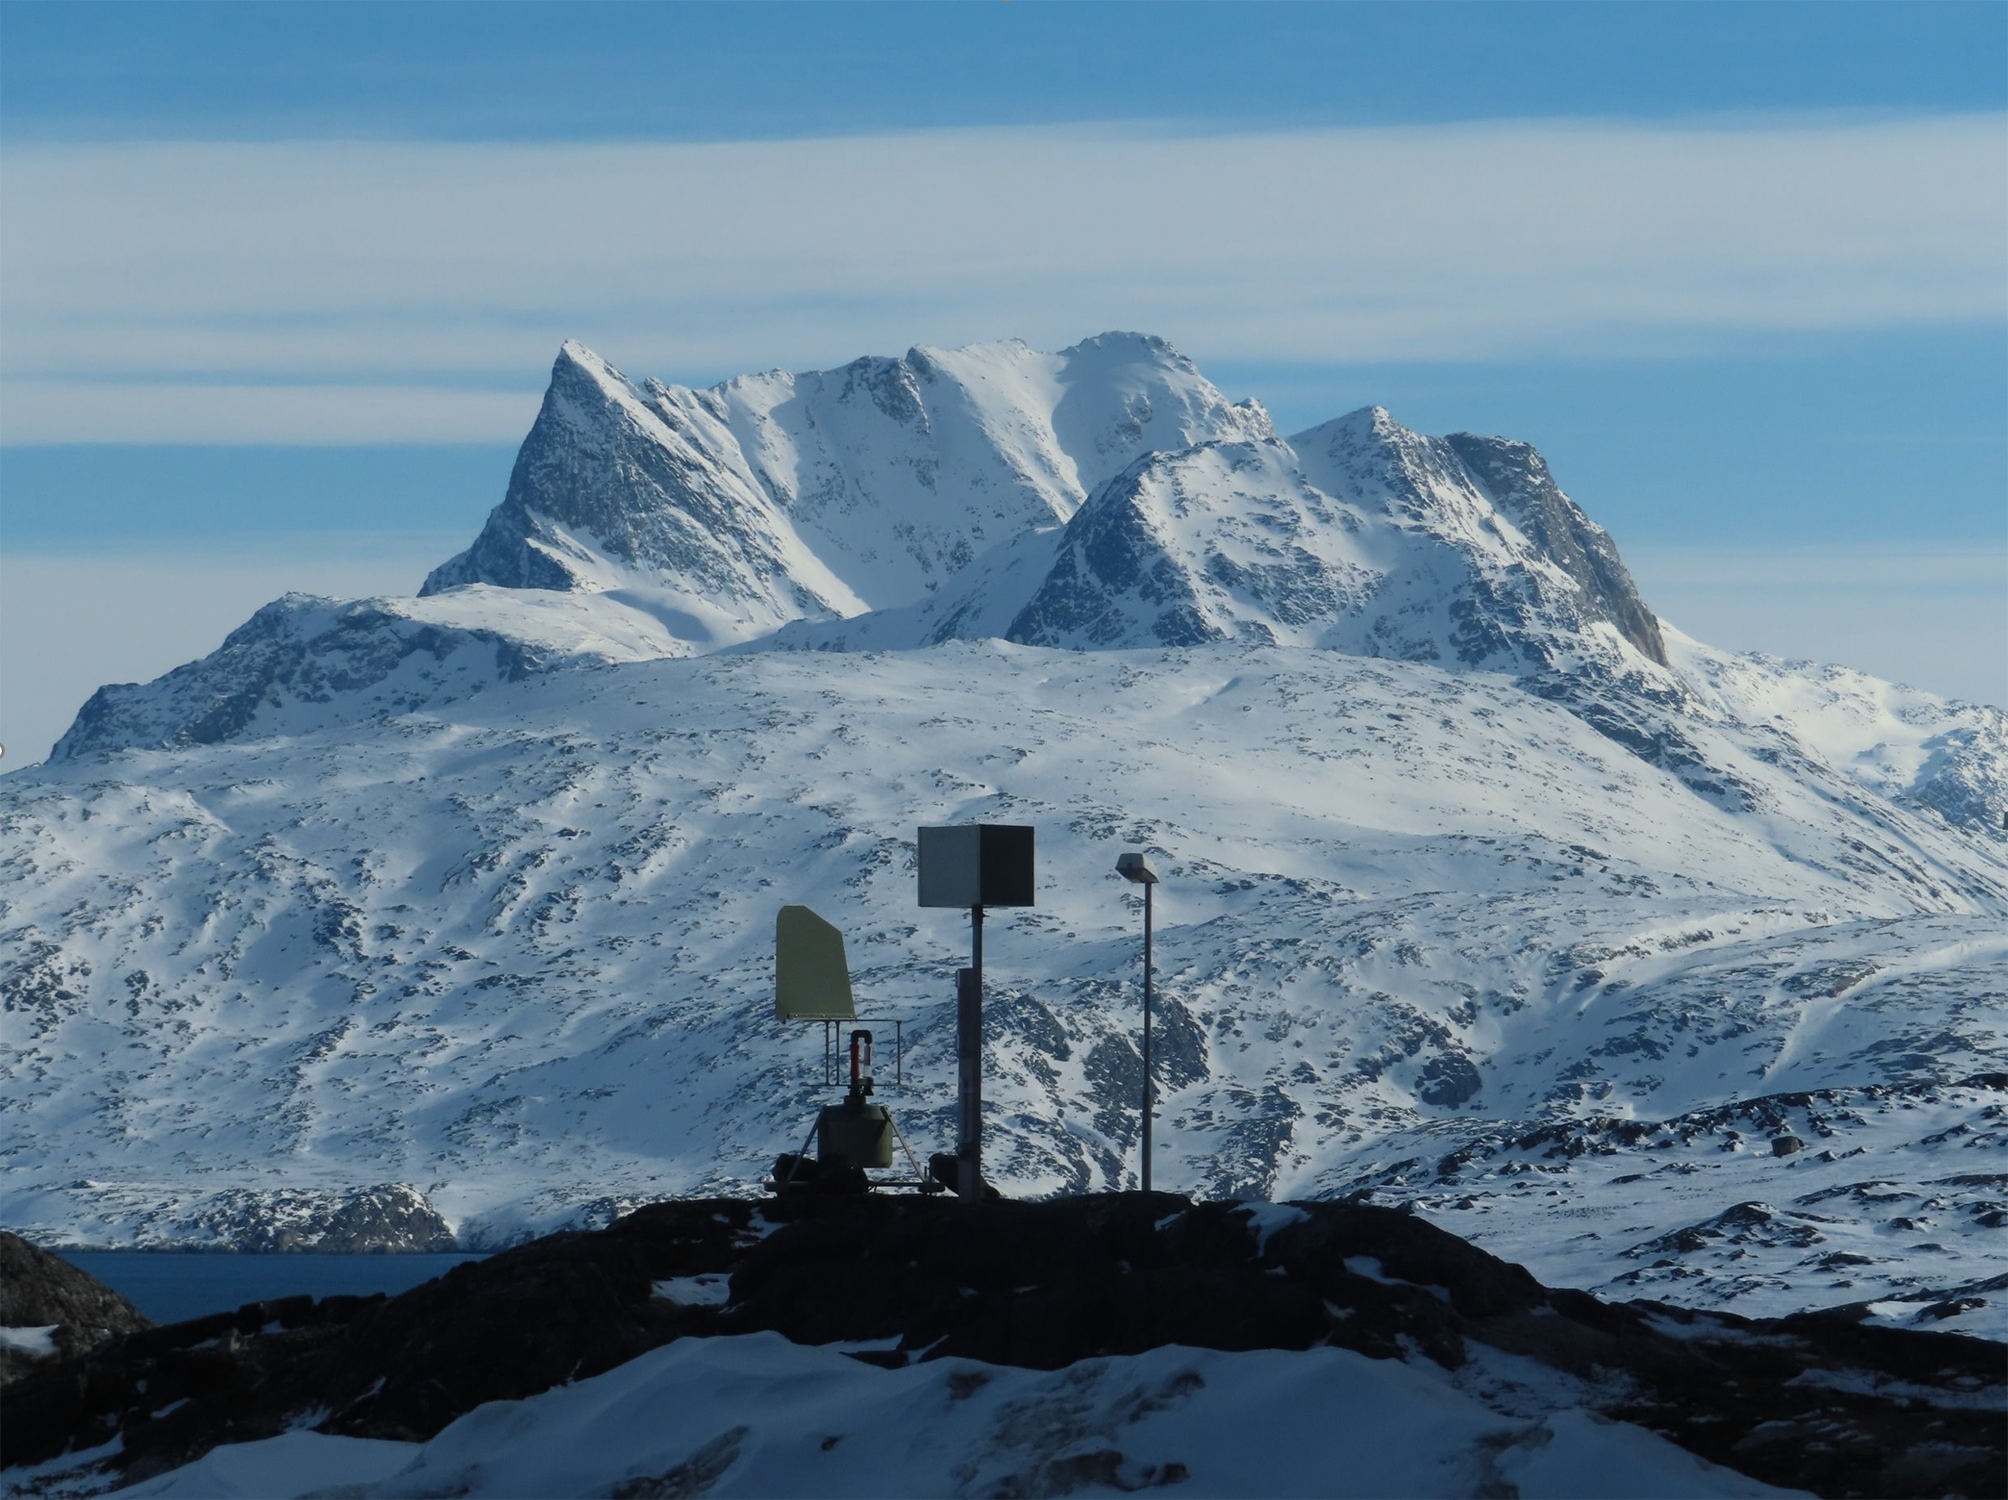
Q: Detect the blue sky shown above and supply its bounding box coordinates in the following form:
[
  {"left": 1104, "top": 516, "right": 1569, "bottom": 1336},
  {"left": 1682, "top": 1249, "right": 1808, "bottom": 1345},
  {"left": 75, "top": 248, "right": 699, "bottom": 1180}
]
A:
[
  {"left": 7, "top": 2, "right": 2005, "bottom": 139},
  {"left": 2, "top": 1, "right": 2004, "bottom": 763}
]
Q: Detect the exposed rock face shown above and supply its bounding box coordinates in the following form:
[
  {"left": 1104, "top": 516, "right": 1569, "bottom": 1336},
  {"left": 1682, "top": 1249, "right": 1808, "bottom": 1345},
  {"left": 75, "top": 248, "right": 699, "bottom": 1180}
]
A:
[
  {"left": 1286, "top": 406, "right": 1671, "bottom": 677},
  {"left": 0, "top": 1231, "right": 150, "bottom": 1385},
  {"left": 5, "top": 1196, "right": 1999, "bottom": 1499},
  {"left": 770, "top": 399, "right": 1678, "bottom": 690},
  {"left": 1442, "top": 431, "right": 1669, "bottom": 667},
  {"left": 419, "top": 344, "right": 857, "bottom": 644},
  {"left": 1003, "top": 441, "right": 1378, "bottom": 650},
  {"left": 217, "top": 1184, "right": 458, "bottom": 1254}
]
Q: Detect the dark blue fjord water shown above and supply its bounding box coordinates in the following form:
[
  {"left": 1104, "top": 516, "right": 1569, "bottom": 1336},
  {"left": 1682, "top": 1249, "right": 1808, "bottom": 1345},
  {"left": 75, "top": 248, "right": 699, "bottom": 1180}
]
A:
[{"left": 58, "top": 1252, "right": 486, "bottom": 1325}]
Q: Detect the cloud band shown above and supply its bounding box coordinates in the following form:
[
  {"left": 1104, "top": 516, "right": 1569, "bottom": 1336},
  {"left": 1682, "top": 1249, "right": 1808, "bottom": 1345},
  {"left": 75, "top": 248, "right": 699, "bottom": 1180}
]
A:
[{"left": 4, "top": 115, "right": 2003, "bottom": 444}]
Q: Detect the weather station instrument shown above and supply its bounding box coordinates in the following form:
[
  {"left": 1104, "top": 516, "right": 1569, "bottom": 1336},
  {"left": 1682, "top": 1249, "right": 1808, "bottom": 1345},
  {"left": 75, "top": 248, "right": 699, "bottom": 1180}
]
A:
[
  {"left": 765, "top": 824, "right": 1035, "bottom": 1199},
  {"left": 766, "top": 904, "right": 933, "bottom": 1194}
]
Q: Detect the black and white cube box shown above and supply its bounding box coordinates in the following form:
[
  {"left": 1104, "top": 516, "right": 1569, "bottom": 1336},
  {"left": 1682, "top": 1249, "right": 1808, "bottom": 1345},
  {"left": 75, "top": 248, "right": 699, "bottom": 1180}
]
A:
[{"left": 916, "top": 824, "right": 1035, "bottom": 908}]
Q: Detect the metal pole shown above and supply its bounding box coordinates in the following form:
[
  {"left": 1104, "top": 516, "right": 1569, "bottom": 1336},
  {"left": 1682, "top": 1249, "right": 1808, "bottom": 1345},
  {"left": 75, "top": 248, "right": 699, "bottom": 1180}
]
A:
[
  {"left": 1141, "top": 882, "right": 1154, "bottom": 1193},
  {"left": 957, "top": 904, "right": 985, "bottom": 1200}
]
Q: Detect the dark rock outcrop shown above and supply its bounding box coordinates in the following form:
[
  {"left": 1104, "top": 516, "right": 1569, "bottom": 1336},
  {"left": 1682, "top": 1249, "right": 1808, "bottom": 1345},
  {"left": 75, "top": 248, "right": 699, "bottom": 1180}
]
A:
[
  {"left": 228, "top": 1184, "right": 459, "bottom": 1254},
  {"left": 0, "top": 1232, "right": 151, "bottom": 1385},
  {"left": 5, "top": 1196, "right": 2000, "bottom": 1499}
]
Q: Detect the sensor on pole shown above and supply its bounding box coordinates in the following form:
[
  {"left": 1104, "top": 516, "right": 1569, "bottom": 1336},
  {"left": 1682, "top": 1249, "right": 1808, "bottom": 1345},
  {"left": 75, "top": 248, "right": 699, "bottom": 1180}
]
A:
[{"left": 919, "top": 824, "right": 1034, "bottom": 1200}]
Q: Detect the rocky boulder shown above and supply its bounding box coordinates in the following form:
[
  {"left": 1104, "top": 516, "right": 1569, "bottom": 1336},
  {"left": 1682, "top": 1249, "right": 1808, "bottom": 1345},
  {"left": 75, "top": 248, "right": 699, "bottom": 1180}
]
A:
[{"left": 0, "top": 1232, "right": 150, "bottom": 1386}]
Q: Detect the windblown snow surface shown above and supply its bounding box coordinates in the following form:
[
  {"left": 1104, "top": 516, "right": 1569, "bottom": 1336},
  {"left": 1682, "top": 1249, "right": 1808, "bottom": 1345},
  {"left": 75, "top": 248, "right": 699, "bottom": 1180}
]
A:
[
  {"left": 97, "top": 1332, "right": 1794, "bottom": 1499},
  {"left": 5, "top": 332, "right": 2005, "bottom": 1361}
]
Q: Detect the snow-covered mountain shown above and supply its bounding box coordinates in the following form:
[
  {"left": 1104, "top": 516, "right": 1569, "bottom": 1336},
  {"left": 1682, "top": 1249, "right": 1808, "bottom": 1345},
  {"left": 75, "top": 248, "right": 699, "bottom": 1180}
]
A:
[
  {"left": 417, "top": 334, "right": 1272, "bottom": 642},
  {"left": 7, "top": 334, "right": 2005, "bottom": 1335},
  {"left": 761, "top": 392, "right": 1672, "bottom": 685}
]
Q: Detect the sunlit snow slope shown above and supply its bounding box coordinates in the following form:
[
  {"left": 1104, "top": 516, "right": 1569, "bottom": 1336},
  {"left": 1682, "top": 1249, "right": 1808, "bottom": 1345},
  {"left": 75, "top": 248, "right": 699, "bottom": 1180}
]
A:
[{"left": 6, "top": 333, "right": 2004, "bottom": 1331}]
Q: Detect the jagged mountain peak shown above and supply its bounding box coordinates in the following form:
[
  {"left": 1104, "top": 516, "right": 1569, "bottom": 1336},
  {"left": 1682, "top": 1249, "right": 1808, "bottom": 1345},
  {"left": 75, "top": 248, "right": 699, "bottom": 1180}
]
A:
[
  {"left": 1333, "top": 401, "right": 1399, "bottom": 429},
  {"left": 1052, "top": 327, "right": 1191, "bottom": 374},
  {"left": 1289, "top": 403, "right": 1408, "bottom": 451},
  {"left": 546, "top": 340, "right": 654, "bottom": 429},
  {"left": 1284, "top": 407, "right": 1670, "bottom": 671},
  {"left": 1064, "top": 327, "right": 1178, "bottom": 353},
  {"left": 555, "top": 336, "right": 616, "bottom": 375},
  {"left": 406, "top": 337, "right": 1675, "bottom": 719},
  {"left": 1288, "top": 403, "right": 1456, "bottom": 486},
  {"left": 805, "top": 403, "right": 1672, "bottom": 684},
  {"left": 423, "top": 332, "right": 1272, "bottom": 625},
  {"left": 1441, "top": 429, "right": 1669, "bottom": 668}
]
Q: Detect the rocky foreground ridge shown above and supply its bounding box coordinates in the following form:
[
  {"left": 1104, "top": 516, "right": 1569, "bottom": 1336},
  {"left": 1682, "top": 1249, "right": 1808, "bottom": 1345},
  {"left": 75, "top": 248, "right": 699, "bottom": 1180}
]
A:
[{"left": 5, "top": 1196, "right": 2003, "bottom": 1499}]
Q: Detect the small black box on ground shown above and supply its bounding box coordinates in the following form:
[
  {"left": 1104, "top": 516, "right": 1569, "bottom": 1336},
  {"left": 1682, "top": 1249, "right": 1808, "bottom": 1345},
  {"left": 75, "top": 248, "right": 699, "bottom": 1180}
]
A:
[{"left": 917, "top": 824, "right": 1035, "bottom": 907}]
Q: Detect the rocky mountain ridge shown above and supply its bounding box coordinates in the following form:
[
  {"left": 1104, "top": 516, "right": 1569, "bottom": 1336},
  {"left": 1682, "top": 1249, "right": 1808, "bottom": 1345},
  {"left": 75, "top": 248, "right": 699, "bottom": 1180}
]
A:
[
  {"left": 419, "top": 333, "right": 1274, "bottom": 626},
  {"left": 49, "top": 334, "right": 1999, "bottom": 835}
]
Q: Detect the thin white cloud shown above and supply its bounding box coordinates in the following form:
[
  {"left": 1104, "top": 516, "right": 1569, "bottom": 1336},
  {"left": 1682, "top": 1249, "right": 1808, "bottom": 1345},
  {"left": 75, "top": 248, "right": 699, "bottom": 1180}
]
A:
[
  {"left": 0, "top": 382, "right": 541, "bottom": 444},
  {"left": 2, "top": 115, "right": 2003, "bottom": 443}
]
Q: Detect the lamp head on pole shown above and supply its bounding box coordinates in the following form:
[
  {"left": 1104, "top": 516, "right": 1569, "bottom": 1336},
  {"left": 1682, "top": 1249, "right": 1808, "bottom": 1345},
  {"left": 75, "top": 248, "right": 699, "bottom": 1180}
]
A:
[{"left": 1116, "top": 851, "right": 1160, "bottom": 885}]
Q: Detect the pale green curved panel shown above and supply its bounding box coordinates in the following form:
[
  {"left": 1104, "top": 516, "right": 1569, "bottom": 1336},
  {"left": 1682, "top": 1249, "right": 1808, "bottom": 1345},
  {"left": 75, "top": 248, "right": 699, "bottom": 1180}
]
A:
[{"left": 775, "top": 904, "right": 855, "bottom": 1020}]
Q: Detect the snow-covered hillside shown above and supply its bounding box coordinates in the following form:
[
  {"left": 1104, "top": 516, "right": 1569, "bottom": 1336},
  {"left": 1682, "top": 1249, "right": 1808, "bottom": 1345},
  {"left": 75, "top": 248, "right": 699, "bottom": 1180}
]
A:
[
  {"left": 5, "top": 333, "right": 2003, "bottom": 1335},
  {"left": 1667, "top": 624, "right": 2008, "bottom": 836}
]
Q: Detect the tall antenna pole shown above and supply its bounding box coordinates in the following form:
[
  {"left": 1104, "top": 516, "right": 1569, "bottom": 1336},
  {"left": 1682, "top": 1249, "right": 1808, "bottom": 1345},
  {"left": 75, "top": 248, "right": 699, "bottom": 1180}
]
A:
[
  {"left": 1141, "top": 880, "right": 1153, "bottom": 1193},
  {"left": 957, "top": 903, "right": 984, "bottom": 1200}
]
